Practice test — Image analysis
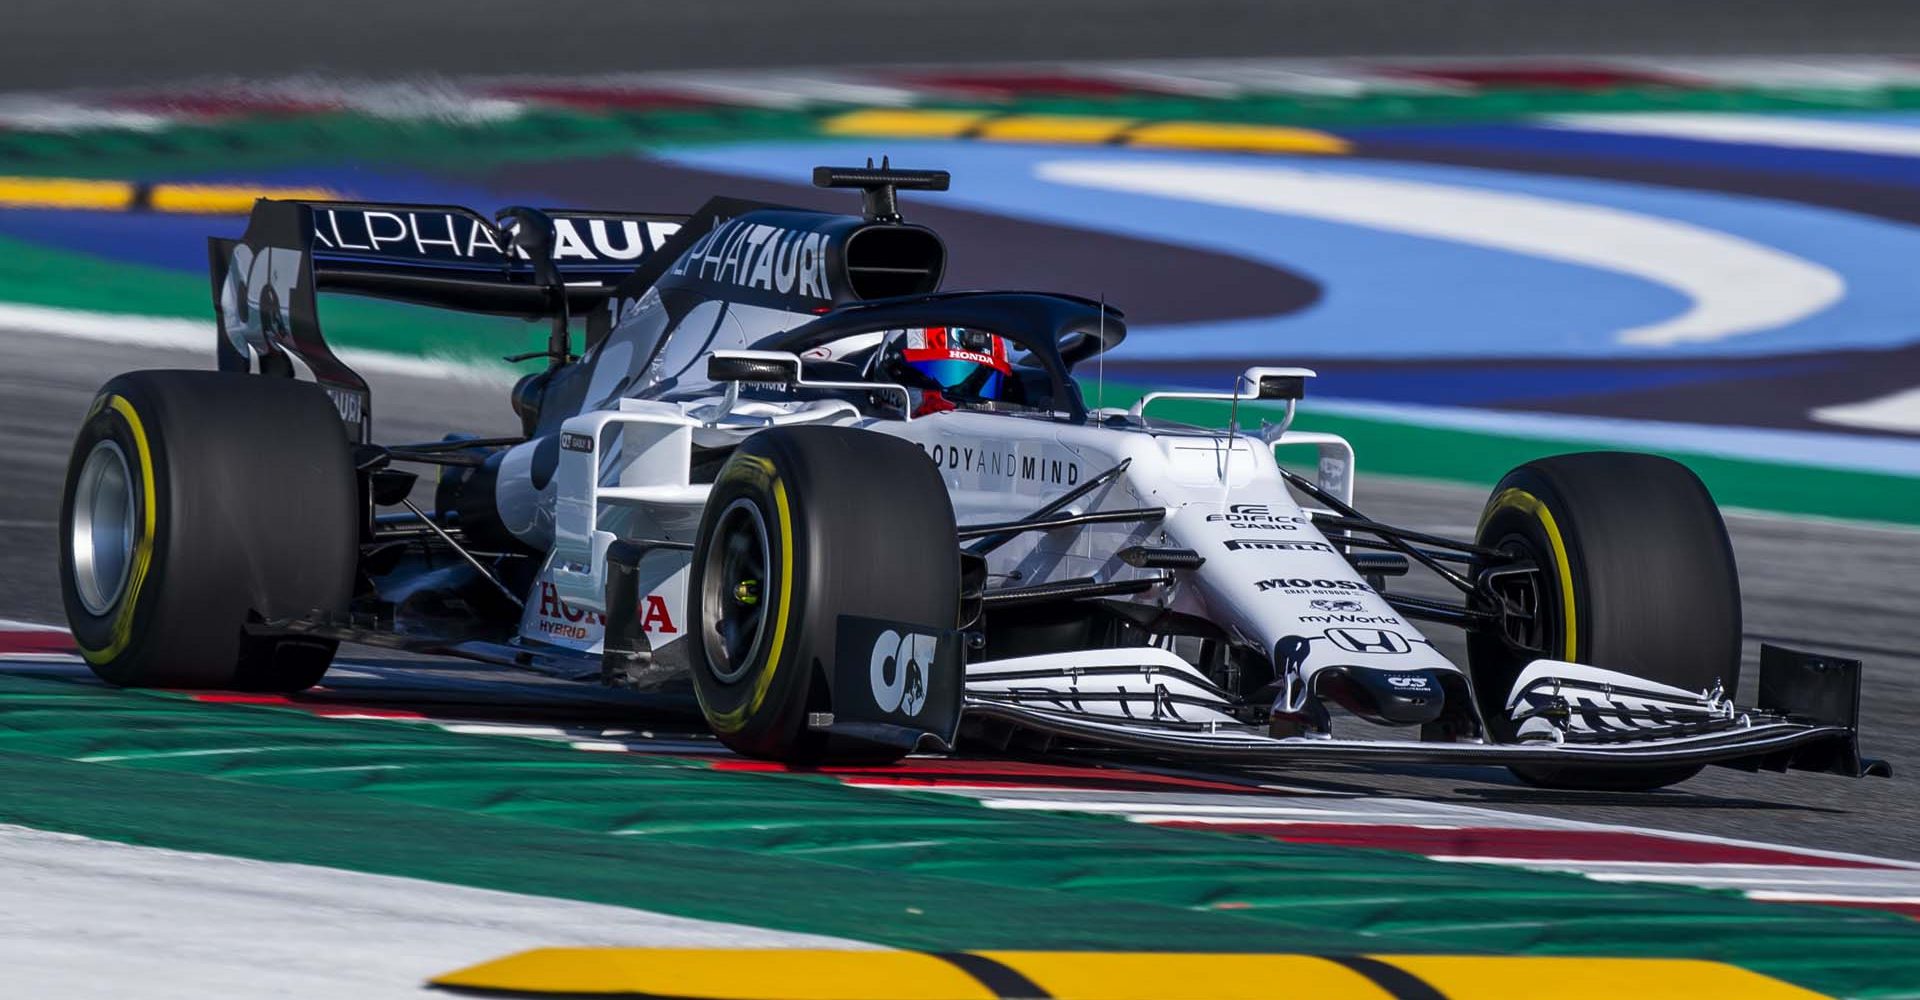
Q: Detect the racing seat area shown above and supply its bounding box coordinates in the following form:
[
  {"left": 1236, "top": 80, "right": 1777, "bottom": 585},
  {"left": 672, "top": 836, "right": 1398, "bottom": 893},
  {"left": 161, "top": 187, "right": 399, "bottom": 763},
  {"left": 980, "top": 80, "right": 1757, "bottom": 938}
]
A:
[
  {"left": 752, "top": 291, "right": 1124, "bottom": 424},
  {"left": 787, "top": 327, "right": 1075, "bottom": 420}
]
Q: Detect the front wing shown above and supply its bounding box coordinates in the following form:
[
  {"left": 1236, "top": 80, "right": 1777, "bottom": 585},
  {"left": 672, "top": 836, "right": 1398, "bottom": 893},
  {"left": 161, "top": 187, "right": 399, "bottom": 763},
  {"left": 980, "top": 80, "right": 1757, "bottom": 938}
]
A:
[{"left": 958, "top": 645, "right": 1888, "bottom": 778}]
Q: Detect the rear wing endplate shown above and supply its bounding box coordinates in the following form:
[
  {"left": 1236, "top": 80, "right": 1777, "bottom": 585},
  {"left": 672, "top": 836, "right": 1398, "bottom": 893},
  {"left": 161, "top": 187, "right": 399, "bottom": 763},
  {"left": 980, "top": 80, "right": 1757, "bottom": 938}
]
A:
[{"left": 210, "top": 199, "right": 684, "bottom": 441}]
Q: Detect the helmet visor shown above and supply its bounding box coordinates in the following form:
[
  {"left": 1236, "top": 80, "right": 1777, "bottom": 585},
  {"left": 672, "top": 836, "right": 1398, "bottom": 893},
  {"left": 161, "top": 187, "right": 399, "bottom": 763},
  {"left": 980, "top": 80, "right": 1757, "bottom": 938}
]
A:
[{"left": 909, "top": 358, "right": 1003, "bottom": 398}]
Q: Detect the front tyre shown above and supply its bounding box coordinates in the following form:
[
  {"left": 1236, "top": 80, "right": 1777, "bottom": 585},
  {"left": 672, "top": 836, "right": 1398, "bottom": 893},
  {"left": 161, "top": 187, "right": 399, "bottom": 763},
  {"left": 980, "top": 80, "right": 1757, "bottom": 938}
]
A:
[
  {"left": 59, "top": 370, "right": 358, "bottom": 691},
  {"left": 688, "top": 426, "right": 958, "bottom": 763},
  {"left": 1468, "top": 452, "right": 1741, "bottom": 792}
]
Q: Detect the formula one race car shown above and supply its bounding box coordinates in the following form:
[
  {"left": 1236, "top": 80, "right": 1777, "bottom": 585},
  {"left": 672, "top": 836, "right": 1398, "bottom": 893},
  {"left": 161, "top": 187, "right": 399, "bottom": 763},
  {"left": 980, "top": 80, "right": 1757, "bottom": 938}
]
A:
[{"left": 58, "top": 164, "right": 1886, "bottom": 790}]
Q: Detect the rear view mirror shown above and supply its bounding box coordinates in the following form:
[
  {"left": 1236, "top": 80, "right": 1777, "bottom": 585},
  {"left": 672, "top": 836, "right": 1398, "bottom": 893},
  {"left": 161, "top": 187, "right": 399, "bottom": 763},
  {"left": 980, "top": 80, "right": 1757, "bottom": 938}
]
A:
[
  {"left": 708, "top": 350, "right": 802, "bottom": 386},
  {"left": 1237, "top": 366, "right": 1316, "bottom": 401}
]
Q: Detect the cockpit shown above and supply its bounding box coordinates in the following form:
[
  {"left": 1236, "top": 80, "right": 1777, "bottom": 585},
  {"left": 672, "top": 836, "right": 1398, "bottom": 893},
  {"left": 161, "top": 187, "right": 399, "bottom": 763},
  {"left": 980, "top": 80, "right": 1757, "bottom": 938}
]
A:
[
  {"left": 620, "top": 289, "right": 1126, "bottom": 424},
  {"left": 789, "top": 325, "right": 1056, "bottom": 417},
  {"left": 761, "top": 291, "right": 1125, "bottom": 423}
]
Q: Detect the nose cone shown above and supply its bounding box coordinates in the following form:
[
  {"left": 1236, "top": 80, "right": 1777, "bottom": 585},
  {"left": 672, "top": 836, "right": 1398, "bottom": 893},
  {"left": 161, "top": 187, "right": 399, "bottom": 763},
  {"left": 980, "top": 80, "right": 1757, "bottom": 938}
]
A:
[{"left": 1314, "top": 665, "right": 1446, "bottom": 726}]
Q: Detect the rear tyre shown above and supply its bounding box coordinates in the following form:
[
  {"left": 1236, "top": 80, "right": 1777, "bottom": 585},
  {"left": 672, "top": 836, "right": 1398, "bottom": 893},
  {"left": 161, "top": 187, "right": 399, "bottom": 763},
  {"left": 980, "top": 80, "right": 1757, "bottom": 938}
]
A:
[
  {"left": 688, "top": 426, "right": 958, "bottom": 763},
  {"left": 59, "top": 370, "right": 358, "bottom": 691},
  {"left": 1467, "top": 452, "right": 1741, "bottom": 792}
]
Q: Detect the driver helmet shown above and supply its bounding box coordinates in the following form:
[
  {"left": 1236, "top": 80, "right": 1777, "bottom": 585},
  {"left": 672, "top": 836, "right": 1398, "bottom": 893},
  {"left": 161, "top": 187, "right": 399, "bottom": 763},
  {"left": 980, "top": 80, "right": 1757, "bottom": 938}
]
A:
[{"left": 899, "top": 327, "right": 1012, "bottom": 405}]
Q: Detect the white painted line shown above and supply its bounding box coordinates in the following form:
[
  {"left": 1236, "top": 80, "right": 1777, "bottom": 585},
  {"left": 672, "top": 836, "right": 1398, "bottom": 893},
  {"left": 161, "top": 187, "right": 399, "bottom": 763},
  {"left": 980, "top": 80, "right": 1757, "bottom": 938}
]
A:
[
  {"left": 1812, "top": 384, "right": 1920, "bottom": 434},
  {"left": 0, "top": 619, "right": 67, "bottom": 632},
  {"left": 260, "top": 764, "right": 408, "bottom": 776},
  {"left": 1601, "top": 56, "right": 1920, "bottom": 90},
  {"left": 328, "top": 84, "right": 526, "bottom": 124},
  {"left": 1749, "top": 890, "right": 1920, "bottom": 904},
  {"left": 0, "top": 98, "right": 168, "bottom": 132},
  {"left": 1721, "top": 504, "right": 1920, "bottom": 537},
  {"left": 1585, "top": 872, "right": 1920, "bottom": 888},
  {"left": 1126, "top": 812, "right": 1458, "bottom": 825},
  {"left": 978, "top": 798, "right": 1465, "bottom": 824},
  {"left": 1430, "top": 858, "right": 1899, "bottom": 872},
  {"left": 1303, "top": 396, "right": 1920, "bottom": 478},
  {"left": 1550, "top": 112, "right": 1920, "bottom": 158},
  {"left": 1433, "top": 859, "right": 1920, "bottom": 894},
  {"left": 77, "top": 747, "right": 269, "bottom": 763},
  {"left": 0, "top": 304, "right": 513, "bottom": 384},
  {"left": 981, "top": 799, "right": 1361, "bottom": 817},
  {"left": 438, "top": 723, "right": 571, "bottom": 738},
  {"left": 942, "top": 782, "right": 1920, "bottom": 872},
  {"left": 1097, "top": 58, "right": 1469, "bottom": 96},
  {"left": 1038, "top": 158, "right": 1845, "bottom": 347},
  {"left": 0, "top": 823, "right": 868, "bottom": 1000},
  {"left": 784, "top": 839, "right": 951, "bottom": 854},
  {"left": 666, "top": 73, "right": 924, "bottom": 108}
]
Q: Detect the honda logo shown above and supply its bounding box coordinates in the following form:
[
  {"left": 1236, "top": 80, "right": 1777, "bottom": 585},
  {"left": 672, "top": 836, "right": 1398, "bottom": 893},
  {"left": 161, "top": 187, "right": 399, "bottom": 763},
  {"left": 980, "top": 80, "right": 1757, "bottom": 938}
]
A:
[{"left": 1324, "top": 627, "right": 1411, "bottom": 654}]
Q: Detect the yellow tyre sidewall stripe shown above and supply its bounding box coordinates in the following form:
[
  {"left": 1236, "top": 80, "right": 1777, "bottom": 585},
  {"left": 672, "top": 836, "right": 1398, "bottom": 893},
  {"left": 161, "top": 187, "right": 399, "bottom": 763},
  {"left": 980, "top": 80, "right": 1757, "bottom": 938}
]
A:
[
  {"left": 76, "top": 395, "right": 159, "bottom": 665},
  {"left": 1484, "top": 487, "right": 1578, "bottom": 662},
  {"left": 703, "top": 458, "right": 797, "bottom": 735}
]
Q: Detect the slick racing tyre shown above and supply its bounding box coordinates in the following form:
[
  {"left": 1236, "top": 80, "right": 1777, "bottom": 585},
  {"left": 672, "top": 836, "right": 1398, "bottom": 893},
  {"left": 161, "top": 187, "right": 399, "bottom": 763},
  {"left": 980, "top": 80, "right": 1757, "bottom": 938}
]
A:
[
  {"left": 1467, "top": 452, "right": 1741, "bottom": 792},
  {"left": 689, "top": 426, "right": 959, "bottom": 763},
  {"left": 59, "top": 370, "right": 357, "bottom": 691}
]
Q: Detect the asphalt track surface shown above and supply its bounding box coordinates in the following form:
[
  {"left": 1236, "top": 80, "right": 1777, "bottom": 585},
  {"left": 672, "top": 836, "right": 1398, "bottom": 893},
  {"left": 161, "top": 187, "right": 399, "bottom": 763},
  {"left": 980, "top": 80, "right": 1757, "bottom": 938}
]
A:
[
  {"left": 4, "top": 1, "right": 1919, "bottom": 92},
  {"left": 4, "top": 326, "right": 1915, "bottom": 859}
]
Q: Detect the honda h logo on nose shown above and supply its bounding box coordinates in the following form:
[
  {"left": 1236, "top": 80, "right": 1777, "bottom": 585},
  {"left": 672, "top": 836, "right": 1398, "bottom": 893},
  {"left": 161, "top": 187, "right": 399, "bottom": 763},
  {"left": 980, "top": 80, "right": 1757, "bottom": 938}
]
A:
[{"left": 1324, "top": 627, "right": 1412, "bottom": 654}]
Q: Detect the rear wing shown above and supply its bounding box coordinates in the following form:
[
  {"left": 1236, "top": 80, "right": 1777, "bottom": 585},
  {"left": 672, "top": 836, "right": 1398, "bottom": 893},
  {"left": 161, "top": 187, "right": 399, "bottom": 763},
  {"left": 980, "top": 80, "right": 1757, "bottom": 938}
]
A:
[{"left": 210, "top": 199, "right": 684, "bottom": 441}]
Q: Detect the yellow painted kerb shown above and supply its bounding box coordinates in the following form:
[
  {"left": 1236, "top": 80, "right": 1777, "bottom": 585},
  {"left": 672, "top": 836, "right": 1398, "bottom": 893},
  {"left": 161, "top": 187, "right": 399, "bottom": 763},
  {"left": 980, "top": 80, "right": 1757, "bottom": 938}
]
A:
[
  {"left": 817, "top": 109, "right": 1349, "bottom": 156},
  {"left": 0, "top": 176, "right": 132, "bottom": 210},
  {"left": 148, "top": 184, "right": 337, "bottom": 214},
  {"left": 1381, "top": 955, "right": 1830, "bottom": 1000},
  {"left": 976, "top": 114, "right": 1135, "bottom": 143},
  {"left": 430, "top": 948, "right": 1833, "bottom": 1000},
  {"left": 975, "top": 951, "right": 1395, "bottom": 999},
  {"left": 1127, "top": 121, "right": 1350, "bottom": 154},
  {"left": 432, "top": 948, "right": 995, "bottom": 1000},
  {"left": 0, "top": 177, "right": 341, "bottom": 212},
  {"left": 823, "top": 108, "right": 990, "bottom": 138}
]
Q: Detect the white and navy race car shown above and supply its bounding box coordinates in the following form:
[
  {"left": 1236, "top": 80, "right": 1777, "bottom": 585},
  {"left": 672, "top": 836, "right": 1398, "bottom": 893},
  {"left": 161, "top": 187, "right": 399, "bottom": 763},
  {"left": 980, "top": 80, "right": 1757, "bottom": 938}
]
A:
[{"left": 58, "top": 164, "right": 1885, "bottom": 790}]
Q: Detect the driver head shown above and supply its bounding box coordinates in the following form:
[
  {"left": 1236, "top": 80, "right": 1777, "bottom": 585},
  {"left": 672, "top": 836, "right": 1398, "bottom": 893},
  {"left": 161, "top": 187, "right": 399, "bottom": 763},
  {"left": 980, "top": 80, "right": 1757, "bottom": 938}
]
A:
[{"left": 897, "top": 327, "right": 1011, "bottom": 405}]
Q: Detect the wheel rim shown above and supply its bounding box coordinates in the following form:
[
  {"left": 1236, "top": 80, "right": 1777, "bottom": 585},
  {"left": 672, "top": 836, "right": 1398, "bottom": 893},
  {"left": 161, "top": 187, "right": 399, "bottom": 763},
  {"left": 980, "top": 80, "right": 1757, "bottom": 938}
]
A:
[
  {"left": 700, "top": 498, "right": 772, "bottom": 684},
  {"left": 71, "top": 439, "right": 136, "bottom": 616},
  {"left": 1489, "top": 534, "right": 1554, "bottom": 656}
]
